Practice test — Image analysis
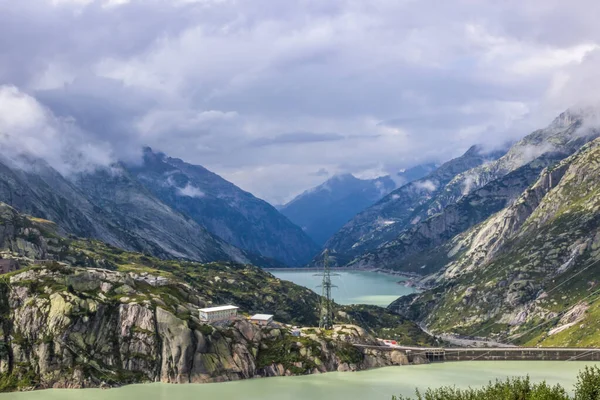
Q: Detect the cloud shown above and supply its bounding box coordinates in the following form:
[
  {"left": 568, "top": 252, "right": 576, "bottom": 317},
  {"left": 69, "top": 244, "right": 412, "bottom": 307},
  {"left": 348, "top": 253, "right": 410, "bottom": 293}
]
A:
[
  {"left": 1, "top": 0, "right": 600, "bottom": 202},
  {"left": 249, "top": 132, "right": 345, "bottom": 147},
  {"left": 177, "top": 183, "right": 205, "bottom": 198},
  {"left": 413, "top": 180, "right": 438, "bottom": 193},
  {"left": 310, "top": 168, "right": 330, "bottom": 177},
  {"left": 0, "top": 85, "right": 114, "bottom": 174}
]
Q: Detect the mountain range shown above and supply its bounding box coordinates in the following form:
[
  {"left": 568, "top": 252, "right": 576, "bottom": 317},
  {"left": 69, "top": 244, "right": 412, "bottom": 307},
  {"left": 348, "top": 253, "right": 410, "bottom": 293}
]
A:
[
  {"left": 128, "top": 148, "right": 320, "bottom": 266},
  {"left": 319, "top": 110, "right": 598, "bottom": 270},
  {"left": 279, "top": 165, "right": 437, "bottom": 245},
  {"left": 0, "top": 104, "right": 599, "bottom": 368},
  {"left": 0, "top": 149, "right": 319, "bottom": 267},
  {"left": 391, "top": 130, "right": 600, "bottom": 346}
]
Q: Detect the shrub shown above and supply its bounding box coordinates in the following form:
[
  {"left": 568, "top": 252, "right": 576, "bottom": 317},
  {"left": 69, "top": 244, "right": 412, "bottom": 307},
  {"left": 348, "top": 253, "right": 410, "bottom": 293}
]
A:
[
  {"left": 392, "top": 375, "right": 575, "bottom": 400},
  {"left": 574, "top": 366, "right": 600, "bottom": 400},
  {"left": 393, "top": 367, "right": 600, "bottom": 400}
]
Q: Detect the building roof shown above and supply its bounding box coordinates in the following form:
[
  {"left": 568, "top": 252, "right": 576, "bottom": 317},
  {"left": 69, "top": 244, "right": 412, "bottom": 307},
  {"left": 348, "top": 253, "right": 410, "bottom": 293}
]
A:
[
  {"left": 199, "top": 305, "right": 239, "bottom": 312},
  {"left": 250, "top": 314, "right": 274, "bottom": 321}
]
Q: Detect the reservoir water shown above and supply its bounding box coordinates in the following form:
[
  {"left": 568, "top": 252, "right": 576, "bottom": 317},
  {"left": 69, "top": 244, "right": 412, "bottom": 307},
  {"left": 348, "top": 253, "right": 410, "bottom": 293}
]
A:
[
  {"left": 4, "top": 361, "right": 597, "bottom": 400},
  {"left": 271, "top": 270, "right": 416, "bottom": 306}
]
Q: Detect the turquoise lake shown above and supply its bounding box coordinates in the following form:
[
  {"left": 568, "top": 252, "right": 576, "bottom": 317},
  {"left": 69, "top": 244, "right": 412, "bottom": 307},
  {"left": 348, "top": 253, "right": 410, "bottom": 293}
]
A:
[
  {"left": 271, "top": 270, "right": 417, "bottom": 306},
  {"left": 4, "top": 361, "right": 597, "bottom": 400}
]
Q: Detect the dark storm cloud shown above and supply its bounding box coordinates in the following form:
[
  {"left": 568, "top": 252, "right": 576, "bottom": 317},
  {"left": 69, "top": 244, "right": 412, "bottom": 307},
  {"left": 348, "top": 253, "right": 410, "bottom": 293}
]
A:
[{"left": 0, "top": 0, "right": 599, "bottom": 203}]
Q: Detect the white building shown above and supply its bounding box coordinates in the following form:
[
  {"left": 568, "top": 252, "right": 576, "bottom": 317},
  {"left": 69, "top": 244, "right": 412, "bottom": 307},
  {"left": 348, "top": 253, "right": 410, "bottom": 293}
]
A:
[
  {"left": 249, "top": 314, "right": 274, "bottom": 326},
  {"left": 199, "top": 305, "right": 239, "bottom": 323}
]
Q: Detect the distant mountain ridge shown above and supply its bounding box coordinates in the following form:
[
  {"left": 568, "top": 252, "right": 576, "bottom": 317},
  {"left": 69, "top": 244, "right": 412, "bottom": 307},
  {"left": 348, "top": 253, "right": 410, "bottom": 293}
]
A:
[
  {"left": 0, "top": 148, "right": 321, "bottom": 267},
  {"left": 319, "top": 145, "right": 506, "bottom": 267},
  {"left": 126, "top": 148, "right": 320, "bottom": 266},
  {"left": 0, "top": 155, "right": 269, "bottom": 265},
  {"left": 279, "top": 164, "right": 436, "bottom": 245},
  {"left": 321, "top": 109, "right": 600, "bottom": 270},
  {"left": 279, "top": 174, "right": 395, "bottom": 245}
]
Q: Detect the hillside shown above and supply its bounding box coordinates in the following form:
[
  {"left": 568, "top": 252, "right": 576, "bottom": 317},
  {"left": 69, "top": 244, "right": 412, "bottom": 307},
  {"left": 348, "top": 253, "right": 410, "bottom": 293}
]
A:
[
  {"left": 128, "top": 148, "right": 320, "bottom": 266},
  {"left": 390, "top": 137, "right": 600, "bottom": 347},
  {"left": 0, "top": 203, "right": 433, "bottom": 391},
  {"left": 349, "top": 154, "right": 562, "bottom": 273}
]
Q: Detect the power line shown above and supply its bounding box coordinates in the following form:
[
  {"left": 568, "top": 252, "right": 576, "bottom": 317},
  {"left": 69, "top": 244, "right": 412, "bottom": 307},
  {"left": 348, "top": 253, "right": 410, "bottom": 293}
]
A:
[{"left": 315, "top": 249, "right": 338, "bottom": 329}]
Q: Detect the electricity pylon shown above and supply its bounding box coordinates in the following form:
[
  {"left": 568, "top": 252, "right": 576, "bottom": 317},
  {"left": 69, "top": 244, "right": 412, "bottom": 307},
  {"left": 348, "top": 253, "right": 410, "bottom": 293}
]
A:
[{"left": 315, "top": 249, "right": 338, "bottom": 329}]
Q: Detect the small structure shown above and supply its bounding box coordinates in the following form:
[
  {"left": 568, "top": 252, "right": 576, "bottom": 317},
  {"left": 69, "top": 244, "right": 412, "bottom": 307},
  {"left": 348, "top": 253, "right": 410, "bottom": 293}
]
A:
[
  {"left": 199, "top": 305, "right": 239, "bottom": 323},
  {"left": 250, "top": 314, "right": 274, "bottom": 326},
  {"left": 0, "top": 259, "right": 19, "bottom": 274}
]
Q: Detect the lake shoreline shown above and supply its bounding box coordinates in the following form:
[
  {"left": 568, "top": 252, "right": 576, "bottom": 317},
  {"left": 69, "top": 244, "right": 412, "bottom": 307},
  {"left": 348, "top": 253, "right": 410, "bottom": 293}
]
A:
[
  {"left": 264, "top": 267, "right": 421, "bottom": 279},
  {"left": 269, "top": 269, "right": 418, "bottom": 306},
  {"left": 3, "top": 361, "right": 598, "bottom": 399}
]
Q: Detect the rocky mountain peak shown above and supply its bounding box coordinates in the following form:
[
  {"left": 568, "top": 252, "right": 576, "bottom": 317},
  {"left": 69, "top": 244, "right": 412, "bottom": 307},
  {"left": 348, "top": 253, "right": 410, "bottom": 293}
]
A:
[{"left": 128, "top": 148, "right": 320, "bottom": 266}]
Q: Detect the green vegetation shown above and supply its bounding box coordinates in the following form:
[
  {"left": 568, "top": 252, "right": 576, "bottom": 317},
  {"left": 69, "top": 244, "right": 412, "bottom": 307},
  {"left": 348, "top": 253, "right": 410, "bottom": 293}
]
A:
[
  {"left": 256, "top": 334, "right": 323, "bottom": 374},
  {"left": 393, "top": 366, "right": 600, "bottom": 400},
  {"left": 339, "top": 304, "right": 436, "bottom": 347},
  {"left": 335, "top": 342, "right": 363, "bottom": 364}
]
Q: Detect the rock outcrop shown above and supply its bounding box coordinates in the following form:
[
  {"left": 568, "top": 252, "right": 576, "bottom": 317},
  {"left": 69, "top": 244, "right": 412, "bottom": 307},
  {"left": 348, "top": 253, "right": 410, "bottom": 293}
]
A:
[{"left": 0, "top": 267, "right": 413, "bottom": 391}]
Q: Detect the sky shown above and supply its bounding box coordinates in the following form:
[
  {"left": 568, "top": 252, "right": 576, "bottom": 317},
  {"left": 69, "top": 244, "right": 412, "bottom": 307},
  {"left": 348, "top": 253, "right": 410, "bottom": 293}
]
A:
[{"left": 1, "top": 0, "right": 600, "bottom": 204}]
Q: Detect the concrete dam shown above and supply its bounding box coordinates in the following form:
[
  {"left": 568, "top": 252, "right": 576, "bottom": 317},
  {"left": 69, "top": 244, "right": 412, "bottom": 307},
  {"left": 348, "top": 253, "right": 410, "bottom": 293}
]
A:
[{"left": 354, "top": 344, "right": 600, "bottom": 363}]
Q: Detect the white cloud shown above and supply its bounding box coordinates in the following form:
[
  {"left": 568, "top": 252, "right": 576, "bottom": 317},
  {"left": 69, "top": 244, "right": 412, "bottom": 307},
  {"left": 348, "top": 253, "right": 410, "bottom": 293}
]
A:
[
  {"left": 0, "top": 85, "right": 113, "bottom": 174},
  {"left": 177, "top": 183, "right": 205, "bottom": 198},
  {"left": 413, "top": 180, "right": 438, "bottom": 193}
]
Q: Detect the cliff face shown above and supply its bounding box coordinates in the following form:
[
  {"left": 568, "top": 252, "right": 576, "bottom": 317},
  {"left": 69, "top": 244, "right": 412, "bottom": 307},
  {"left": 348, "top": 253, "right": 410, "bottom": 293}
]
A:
[{"left": 0, "top": 267, "right": 413, "bottom": 391}]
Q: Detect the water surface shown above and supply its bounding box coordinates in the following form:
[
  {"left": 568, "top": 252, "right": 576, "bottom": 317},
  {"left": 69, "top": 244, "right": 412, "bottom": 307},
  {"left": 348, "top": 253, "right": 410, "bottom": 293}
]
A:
[
  {"left": 5, "top": 361, "right": 597, "bottom": 400},
  {"left": 272, "top": 270, "right": 416, "bottom": 306}
]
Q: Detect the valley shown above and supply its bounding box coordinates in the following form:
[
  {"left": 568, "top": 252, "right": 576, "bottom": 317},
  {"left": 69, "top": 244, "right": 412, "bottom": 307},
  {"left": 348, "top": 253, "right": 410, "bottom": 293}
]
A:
[
  {"left": 0, "top": 106, "right": 600, "bottom": 397},
  {"left": 3, "top": 2, "right": 600, "bottom": 399}
]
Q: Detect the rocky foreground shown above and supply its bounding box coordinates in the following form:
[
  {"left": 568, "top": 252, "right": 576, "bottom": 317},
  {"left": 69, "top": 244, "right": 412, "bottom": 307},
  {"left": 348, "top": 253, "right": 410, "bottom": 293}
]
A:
[{"left": 0, "top": 266, "right": 421, "bottom": 391}]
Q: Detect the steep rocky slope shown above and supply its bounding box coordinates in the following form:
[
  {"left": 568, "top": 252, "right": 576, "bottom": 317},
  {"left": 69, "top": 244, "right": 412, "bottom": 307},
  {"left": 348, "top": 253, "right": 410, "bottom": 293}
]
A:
[
  {"left": 0, "top": 203, "right": 433, "bottom": 391},
  {"left": 390, "top": 138, "right": 600, "bottom": 346},
  {"left": 324, "top": 109, "right": 598, "bottom": 269},
  {"left": 0, "top": 266, "right": 422, "bottom": 391},
  {"left": 349, "top": 154, "right": 561, "bottom": 273},
  {"left": 0, "top": 156, "right": 275, "bottom": 267},
  {"left": 127, "top": 148, "right": 320, "bottom": 266},
  {"left": 321, "top": 146, "right": 503, "bottom": 266}
]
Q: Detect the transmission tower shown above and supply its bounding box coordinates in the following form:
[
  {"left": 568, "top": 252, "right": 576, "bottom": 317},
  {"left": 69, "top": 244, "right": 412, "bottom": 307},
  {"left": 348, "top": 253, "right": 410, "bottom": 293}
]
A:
[{"left": 315, "top": 249, "right": 338, "bottom": 329}]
